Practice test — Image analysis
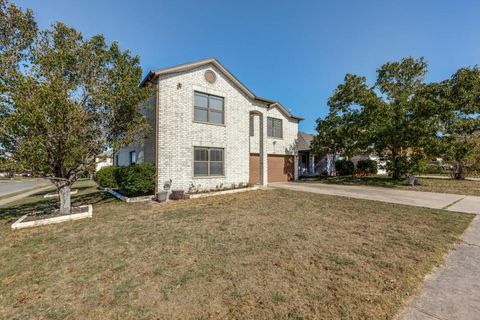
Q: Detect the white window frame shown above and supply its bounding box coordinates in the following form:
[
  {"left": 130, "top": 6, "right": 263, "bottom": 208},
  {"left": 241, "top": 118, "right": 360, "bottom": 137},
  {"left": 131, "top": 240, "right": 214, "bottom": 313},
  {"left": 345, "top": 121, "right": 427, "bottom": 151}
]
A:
[
  {"left": 193, "top": 91, "right": 225, "bottom": 125},
  {"left": 193, "top": 147, "right": 225, "bottom": 177},
  {"left": 129, "top": 151, "right": 136, "bottom": 165}
]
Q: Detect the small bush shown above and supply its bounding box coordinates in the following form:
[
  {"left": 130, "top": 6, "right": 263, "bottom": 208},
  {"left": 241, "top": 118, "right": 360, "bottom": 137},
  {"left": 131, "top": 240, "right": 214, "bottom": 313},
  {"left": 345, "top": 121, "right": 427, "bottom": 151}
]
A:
[
  {"left": 356, "top": 159, "right": 378, "bottom": 175},
  {"left": 95, "top": 166, "right": 118, "bottom": 188},
  {"left": 335, "top": 159, "right": 355, "bottom": 176},
  {"left": 115, "top": 163, "right": 155, "bottom": 197}
]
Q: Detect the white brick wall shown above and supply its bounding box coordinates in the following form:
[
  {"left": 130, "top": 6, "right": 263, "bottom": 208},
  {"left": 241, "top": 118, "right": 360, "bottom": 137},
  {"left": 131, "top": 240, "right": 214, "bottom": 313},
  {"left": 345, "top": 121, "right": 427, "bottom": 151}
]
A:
[
  {"left": 249, "top": 106, "right": 298, "bottom": 155},
  {"left": 117, "top": 63, "right": 299, "bottom": 191}
]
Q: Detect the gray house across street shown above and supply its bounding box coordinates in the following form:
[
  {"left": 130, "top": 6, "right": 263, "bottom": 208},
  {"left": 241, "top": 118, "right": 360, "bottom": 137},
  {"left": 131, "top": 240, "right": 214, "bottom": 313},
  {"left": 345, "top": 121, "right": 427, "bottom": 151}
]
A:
[{"left": 297, "top": 132, "right": 336, "bottom": 177}]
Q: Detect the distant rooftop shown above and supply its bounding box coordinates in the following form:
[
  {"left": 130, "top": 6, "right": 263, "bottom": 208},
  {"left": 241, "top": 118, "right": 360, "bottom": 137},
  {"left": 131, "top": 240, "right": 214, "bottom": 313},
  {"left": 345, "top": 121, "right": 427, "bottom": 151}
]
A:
[{"left": 297, "top": 132, "right": 315, "bottom": 151}]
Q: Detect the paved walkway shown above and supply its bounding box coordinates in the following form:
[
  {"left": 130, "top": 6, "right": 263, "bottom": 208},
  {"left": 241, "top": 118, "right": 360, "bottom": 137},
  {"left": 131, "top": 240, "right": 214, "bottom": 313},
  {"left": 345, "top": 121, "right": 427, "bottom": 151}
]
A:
[
  {"left": 398, "top": 215, "right": 480, "bottom": 320},
  {"left": 270, "top": 182, "right": 480, "bottom": 320},
  {"left": 269, "top": 182, "right": 480, "bottom": 214},
  {"left": 418, "top": 175, "right": 480, "bottom": 182},
  {"left": 0, "top": 179, "right": 50, "bottom": 197},
  {"left": 0, "top": 184, "right": 52, "bottom": 207}
]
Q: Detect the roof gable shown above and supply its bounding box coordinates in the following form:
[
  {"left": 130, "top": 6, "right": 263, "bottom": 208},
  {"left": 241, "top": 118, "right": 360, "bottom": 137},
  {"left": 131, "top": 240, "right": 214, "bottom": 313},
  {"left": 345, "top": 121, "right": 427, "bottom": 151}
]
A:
[
  {"left": 297, "top": 132, "right": 315, "bottom": 151},
  {"left": 141, "top": 58, "right": 303, "bottom": 121}
]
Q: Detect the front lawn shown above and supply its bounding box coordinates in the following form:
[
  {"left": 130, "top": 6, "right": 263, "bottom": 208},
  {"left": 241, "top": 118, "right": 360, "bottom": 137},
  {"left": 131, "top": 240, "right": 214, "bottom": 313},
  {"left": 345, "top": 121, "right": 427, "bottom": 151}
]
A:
[
  {"left": 302, "top": 175, "right": 480, "bottom": 196},
  {"left": 0, "top": 180, "right": 473, "bottom": 319}
]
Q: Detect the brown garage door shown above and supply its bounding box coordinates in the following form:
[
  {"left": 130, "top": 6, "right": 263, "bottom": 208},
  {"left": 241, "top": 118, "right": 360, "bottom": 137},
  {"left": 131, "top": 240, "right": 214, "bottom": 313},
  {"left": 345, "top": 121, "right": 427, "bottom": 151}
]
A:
[
  {"left": 268, "top": 154, "right": 294, "bottom": 182},
  {"left": 250, "top": 153, "right": 294, "bottom": 184},
  {"left": 249, "top": 153, "right": 260, "bottom": 184}
]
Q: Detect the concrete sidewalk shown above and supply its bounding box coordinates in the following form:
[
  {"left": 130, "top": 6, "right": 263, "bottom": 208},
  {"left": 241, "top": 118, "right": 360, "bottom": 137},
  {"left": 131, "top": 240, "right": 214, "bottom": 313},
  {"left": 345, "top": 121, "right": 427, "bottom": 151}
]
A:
[
  {"left": 398, "top": 215, "right": 480, "bottom": 320},
  {"left": 0, "top": 185, "right": 52, "bottom": 207},
  {"left": 418, "top": 175, "right": 480, "bottom": 182},
  {"left": 269, "top": 182, "right": 479, "bottom": 214},
  {"left": 0, "top": 178, "right": 50, "bottom": 197},
  {"left": 270, "top": 181, "right": 480, "bottom": 320}
]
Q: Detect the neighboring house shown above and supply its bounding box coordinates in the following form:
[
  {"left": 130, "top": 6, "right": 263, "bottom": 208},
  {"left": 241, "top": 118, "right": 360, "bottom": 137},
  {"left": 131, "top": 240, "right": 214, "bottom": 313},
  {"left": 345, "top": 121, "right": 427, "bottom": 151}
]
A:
[
  {"left": 297, "top": 132, "right": 336, "bottom": 177},
  {"left": 115, "top": 58, "right": 303, "bottom": 192},
  {"left": 95, "top": 151, "right": 113, "bottom": 172},
  {"left": 351, "top": 154, "right": 387, "bottom": 175}
]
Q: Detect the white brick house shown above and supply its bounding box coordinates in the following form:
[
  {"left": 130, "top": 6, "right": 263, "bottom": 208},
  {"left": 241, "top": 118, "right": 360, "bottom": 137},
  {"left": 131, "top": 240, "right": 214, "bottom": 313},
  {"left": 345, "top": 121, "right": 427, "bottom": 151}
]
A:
[{"left": 115, "top": 58, "right": 303, "bottom": 192}]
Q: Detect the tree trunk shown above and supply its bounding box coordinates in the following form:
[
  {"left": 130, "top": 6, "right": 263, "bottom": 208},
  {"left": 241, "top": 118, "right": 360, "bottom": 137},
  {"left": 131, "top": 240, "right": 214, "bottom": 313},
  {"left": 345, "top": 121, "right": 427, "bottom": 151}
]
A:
[
  {"left": 392, "top": 170, "right": 401, "bottom": 180},
  {"left": 451, "top": 164, "right": 466, "bottom": 180},
  {"left": 58, "top": 184, "right": 71, "bottom": 214}
]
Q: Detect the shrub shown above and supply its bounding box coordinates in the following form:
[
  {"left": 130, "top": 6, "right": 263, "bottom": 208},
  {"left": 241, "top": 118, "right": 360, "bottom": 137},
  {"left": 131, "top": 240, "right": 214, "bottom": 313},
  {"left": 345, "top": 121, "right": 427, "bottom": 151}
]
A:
[
  {"left": 335, "top": 159, "right": 355, "bottom": 176},
  {"left": 115, "top": 163, "right": 155, "bottom": 197},
  {"left": 95, "top": 166, "right": 118, "bottom": 188},
  {"left": 356, "top": 159, "right": 378, "bottom": 175}
]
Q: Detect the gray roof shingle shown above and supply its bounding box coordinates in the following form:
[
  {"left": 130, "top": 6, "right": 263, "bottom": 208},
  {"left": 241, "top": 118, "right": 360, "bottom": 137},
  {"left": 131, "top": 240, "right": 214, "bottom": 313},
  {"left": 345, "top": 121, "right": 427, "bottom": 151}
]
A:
[{"left": 297, "top": 132, "right": 315, "bottom": 151}]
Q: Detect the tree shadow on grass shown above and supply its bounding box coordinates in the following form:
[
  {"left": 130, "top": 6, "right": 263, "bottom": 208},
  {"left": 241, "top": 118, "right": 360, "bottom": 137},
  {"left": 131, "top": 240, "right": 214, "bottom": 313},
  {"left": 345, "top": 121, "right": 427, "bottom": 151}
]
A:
[
  {"left": 304, "top": 176, "right": 408, "bottom": 188},
  {"left": 0, "top": 190, "right": 118, "bottom": 224}
]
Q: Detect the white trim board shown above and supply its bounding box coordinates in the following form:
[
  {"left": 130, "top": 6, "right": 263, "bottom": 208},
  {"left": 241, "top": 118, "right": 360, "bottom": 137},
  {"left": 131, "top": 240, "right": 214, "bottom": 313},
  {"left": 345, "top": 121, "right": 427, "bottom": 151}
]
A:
[{"left": 11, "top": 205, "right": 93, "bottom": 230}]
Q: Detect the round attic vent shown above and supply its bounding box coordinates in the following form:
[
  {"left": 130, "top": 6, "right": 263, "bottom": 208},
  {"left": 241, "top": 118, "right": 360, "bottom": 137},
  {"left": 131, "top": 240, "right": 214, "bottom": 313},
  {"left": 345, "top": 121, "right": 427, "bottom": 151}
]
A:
[{"left": 204, "top": 70, "right": 216, "bottom": 84}]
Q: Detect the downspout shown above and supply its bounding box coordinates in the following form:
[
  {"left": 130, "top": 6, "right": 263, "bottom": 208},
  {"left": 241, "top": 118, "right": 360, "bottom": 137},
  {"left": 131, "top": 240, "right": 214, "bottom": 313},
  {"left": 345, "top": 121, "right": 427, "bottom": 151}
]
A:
[{"left": 154, "top": 78, "right": 160, "bottom": 195}]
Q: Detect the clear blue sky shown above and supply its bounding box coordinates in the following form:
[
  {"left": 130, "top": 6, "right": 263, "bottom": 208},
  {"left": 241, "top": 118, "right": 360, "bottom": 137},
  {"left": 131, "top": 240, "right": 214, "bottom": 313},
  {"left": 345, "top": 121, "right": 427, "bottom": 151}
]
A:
[{"left": 15, "top": 0, "right": 480, "bottom": 133}]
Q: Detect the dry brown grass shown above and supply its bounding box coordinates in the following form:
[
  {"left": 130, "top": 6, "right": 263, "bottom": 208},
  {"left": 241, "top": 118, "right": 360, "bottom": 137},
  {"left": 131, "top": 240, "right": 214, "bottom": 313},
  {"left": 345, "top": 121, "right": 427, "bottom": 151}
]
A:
[{"left": 0, "top": 180, "right": 473, "bottom": 319}]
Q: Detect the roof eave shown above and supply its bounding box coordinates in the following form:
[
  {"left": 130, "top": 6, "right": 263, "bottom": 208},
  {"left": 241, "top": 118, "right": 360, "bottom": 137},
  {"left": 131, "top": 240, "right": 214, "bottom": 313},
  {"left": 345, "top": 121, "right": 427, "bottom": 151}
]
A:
[{"left": 140, "top": 58, "right": 304, "bottom": 121}]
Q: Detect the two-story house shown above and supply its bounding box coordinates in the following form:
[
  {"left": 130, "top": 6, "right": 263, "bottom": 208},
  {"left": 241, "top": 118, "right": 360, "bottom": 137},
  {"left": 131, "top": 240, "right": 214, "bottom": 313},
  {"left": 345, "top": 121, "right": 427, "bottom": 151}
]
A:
[{"left": 114, "top": 58, "right": 303, "bottom": 193}]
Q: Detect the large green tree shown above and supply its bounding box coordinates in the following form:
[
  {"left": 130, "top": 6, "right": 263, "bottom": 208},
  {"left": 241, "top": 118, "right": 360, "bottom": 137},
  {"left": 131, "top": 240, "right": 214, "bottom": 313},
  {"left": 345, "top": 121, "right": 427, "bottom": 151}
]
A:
[
  {"left": 434, "top": 67, "right": 480, "bottom": 179},
  {"left": 313, "top": 57, "right": 438, "bottom": 179},
  {"left": 0, "top": 0, "right": 151, "bottom": 213}
]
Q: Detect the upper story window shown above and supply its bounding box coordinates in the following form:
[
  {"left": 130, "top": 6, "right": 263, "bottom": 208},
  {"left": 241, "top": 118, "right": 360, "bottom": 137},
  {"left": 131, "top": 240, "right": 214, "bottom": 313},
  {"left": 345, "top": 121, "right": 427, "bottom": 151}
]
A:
[
  {"left": 194, "top": 92, "right": 224, "bottom": 125},
  {"left": 129, "top": 151, "right": 136, "bottom": 165},
  {"left": 267, "top": 117, "right": 283, "bottom": 138},
  {"left": 249, "top": 116, "right": 254, "bottom": 136}
]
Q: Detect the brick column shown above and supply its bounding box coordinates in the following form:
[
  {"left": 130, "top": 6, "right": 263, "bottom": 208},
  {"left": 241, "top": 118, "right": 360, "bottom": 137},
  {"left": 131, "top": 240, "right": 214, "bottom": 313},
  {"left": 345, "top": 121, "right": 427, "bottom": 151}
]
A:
[
  {"left": 309, "top": 154, "right": 315, "bottom": 175},
  {"left": 294, "top": 154, "right": 299, "bottom": 181},
  {"left": 260, "top": 113, "right": 268, "bottom": 186}
]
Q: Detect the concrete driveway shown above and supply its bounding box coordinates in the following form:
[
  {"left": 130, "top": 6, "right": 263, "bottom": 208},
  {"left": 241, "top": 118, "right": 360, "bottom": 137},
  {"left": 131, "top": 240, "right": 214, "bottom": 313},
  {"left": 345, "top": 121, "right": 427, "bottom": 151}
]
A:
[
  {"left": 0, "top": 179, "right": 50, "bottom": 197},
  {"left": 270, "top": 181, "right": 480, "bottom": 320},
  {"left": 270, "top": 182, "right": 479, "bottom": 214}
]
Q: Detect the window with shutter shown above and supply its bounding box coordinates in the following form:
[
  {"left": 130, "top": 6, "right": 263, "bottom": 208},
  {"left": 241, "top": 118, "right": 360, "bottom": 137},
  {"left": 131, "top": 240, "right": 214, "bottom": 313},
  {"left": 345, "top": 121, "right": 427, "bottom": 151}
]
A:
[{"left": 267, "top": 117, "right": 283, "bottom": 138}]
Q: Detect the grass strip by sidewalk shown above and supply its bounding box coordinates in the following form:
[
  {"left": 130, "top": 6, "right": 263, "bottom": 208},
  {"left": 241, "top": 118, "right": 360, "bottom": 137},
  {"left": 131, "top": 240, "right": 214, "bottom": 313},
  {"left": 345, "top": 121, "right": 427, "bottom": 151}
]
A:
[{"left": 302, "top": 175, "right": 480, "bottom": 196}]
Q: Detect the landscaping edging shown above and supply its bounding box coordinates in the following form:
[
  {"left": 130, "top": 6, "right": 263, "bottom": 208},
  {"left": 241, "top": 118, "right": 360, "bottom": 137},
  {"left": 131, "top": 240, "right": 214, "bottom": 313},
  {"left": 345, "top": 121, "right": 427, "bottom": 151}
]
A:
[
  {"left": 11, "top": 205, "right": 93, "bottom": 230},
  {"left": 43, "top": 189, "right": 78, "bottom": 198},
  {"left": 106, "top": 188, "right": 153, "bottom": 202},
  {"left": 188, "top": 186, "right": 258, "bottom": 199}
]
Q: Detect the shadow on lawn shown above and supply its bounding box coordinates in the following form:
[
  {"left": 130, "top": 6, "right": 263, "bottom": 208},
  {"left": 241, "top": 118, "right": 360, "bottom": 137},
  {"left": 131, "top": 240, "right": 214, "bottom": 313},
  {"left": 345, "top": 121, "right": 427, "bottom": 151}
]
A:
[
  {"left": 302, "top": 175, "right": 409, "bottom": 188},
  {"left": 0, "top": 190, "right": 117, "bottom": 224}
]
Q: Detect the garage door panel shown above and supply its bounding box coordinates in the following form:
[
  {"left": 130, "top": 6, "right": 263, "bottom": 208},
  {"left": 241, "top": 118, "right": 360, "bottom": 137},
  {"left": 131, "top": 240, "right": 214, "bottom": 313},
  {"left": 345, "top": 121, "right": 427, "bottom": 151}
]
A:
[
  {"left": 268, "top": 155, "right": 294, "bottom": 182},
  {"left": 250, "top": 154, "right": 295, "bottom": 184},
  {"left": 249, "top": 153, "right": 260, "bottom": 184}
]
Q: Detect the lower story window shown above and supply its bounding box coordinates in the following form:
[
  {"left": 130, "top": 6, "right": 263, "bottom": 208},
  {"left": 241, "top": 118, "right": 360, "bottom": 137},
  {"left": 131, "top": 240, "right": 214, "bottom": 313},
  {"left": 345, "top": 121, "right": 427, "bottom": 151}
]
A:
[
  {"left": 194, "top": 147, "right": 224, "bottom": 176},
  {"left": 129, "top": 151, "right": 136, "bottom": 165}
]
